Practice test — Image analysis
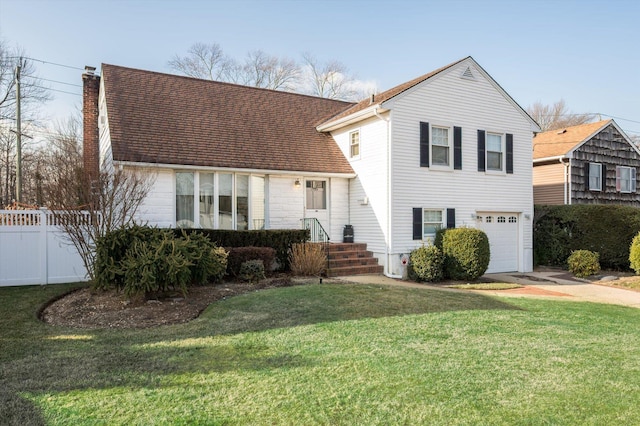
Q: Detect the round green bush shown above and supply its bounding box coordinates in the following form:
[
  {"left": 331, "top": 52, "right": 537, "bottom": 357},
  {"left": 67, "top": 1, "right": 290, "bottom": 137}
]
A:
[
  {"left": 441, "top": 228, "right": 490, "bottom": 281},
  {"left": 630, "top": 233, "right": 640, "bottom": 274},
  {"left": 567, "top": 250, "right": 600, "bottom": 278},
  {"left": 409, "top": 245, "right": 444, "bottom": 282}
]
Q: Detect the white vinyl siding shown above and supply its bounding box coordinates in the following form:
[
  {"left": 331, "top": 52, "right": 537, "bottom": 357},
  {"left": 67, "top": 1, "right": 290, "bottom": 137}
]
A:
[{"left": 384, "top": 59, "right": 533, "bottom": 274}]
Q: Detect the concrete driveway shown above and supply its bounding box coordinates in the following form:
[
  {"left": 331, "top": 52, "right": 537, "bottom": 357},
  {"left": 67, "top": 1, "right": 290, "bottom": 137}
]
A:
[
  {"left": 337, "top": 271, "right": 640, "bottom": 309},
  {"left": 484, "top": 271, "right": 640, "bottom": 308}
]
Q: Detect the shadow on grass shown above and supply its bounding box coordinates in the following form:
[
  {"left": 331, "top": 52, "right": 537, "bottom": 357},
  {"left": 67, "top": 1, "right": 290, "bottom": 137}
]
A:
[{"left": 0, "top": 282, "right": 522, "bottom": 422}]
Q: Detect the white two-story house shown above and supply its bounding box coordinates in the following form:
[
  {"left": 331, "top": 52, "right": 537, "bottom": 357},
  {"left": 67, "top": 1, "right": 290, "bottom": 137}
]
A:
[{"left": 83, "top": 56, "right": 540, "bottom": 277}]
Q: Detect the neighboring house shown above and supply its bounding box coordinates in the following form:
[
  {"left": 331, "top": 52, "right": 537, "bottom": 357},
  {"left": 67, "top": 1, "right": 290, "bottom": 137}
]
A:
[
  {"left": 533, "top": 119, "right": 640, "bottom": 206},
  {"left": 83, "top": 56, "right": 540, "bottom": 277}
]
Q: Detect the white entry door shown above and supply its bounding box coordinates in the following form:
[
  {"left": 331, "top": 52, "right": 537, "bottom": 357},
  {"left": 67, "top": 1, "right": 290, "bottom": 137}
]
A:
[
  {"left": 477, "top": 212, "right": 519, "bottom": 273},
  {"left": 305, "top": 179, "right": 330, "bottom": 239}
]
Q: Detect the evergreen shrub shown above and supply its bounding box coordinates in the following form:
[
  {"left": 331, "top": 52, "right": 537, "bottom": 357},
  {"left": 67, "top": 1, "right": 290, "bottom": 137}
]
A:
[
  {"left": 441, "top": 228, "right": 490, "bottom": 280},
  {"left": 408, "top": 245, "right": 444, "bottom": 282},
  {"left": 566, "top": 250, "right": 600, "bottom": 278}
]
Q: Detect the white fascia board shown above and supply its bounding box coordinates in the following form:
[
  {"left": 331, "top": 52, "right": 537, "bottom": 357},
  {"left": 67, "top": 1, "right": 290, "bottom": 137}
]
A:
[
  {"left": 113, "top": 160, "right": 357, "bottom": 178},
  {"left": 316, "top": 105, "right": 385, "bottom": 132}
]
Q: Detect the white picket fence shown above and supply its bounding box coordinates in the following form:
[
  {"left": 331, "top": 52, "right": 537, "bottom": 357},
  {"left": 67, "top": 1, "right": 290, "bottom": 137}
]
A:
[{"left": 0, "top": 209, "right": 88, "bottom": 286}]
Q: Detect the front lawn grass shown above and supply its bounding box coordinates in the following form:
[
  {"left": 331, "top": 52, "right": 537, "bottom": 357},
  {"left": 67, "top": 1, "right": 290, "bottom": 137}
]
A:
[{"left": 1, "top": 282, "right": 639, "bottom": 425}]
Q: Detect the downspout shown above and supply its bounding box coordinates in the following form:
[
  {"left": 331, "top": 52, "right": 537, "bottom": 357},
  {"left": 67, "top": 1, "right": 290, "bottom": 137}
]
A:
[
  {"left": 560, "top": 157, "right": 571, "bottom": 205},
  {"left": 374, "top": 107, "right": 399, "bottom": 278}
]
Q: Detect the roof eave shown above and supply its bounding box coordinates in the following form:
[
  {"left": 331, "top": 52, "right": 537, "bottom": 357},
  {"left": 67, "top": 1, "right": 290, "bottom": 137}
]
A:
[
  {"left": 113, "top": 160, "right": 357, "bottom": 178},
  {"left": 533, "top": 155, "right": 568, "bottom": 164},
  {"left": 316, "top": 105, "right": 388, "bottom": 132}
]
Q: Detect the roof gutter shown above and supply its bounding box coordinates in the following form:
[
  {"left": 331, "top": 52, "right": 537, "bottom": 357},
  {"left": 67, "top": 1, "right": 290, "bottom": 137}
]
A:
[
  {"left": 316, "top": 104, "right": 387, "bottom": 132},
  {"left": 113, "top": 160, "right": 357, "bottom": 179},
  {"left": 533, "top": 154, "right": 569, "bottom": 164}
]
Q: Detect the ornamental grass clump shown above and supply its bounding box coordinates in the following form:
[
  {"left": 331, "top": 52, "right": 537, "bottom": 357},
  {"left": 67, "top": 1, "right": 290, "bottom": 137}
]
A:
[
  {"left": 567, "top": 250, "right": 600, "bottom": 278},
  {"left": 289, "top": 243, "right": 326, "bottom": 276}
]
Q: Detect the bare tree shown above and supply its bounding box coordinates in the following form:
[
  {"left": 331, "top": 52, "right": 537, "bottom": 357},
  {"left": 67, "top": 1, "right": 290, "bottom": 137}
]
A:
[
  {"left": 41, "top": 117, "right": 155, "bottom": 280},
  {"left": 167, "top": 42, "right": 235, "bottom": 81},
  {"left": 168, "top": 43, "right": 374, "bottom": 101},
  {"left": 239, "top": 50, "right": 300, "bottom": 91},
  {"left": 527, "top": 99, "right": 596, "bottom": 131},
  {"left": 0, "top": 40, "right": 52, "bottom": 205}
]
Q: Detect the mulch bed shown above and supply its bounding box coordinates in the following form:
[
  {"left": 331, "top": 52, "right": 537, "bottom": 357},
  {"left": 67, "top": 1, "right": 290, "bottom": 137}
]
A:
[{"left": 40, "top": 276, "right": 305, "bottom": 329}]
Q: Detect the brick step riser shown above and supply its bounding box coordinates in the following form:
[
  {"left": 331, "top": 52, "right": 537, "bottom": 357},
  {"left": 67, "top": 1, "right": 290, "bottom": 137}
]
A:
[
  {"left": 329, "top": 258, "right": 380, "bottom": 268},
  {"left": 327, "top": 265, "right": 384, "bottom": 277},
  {"left": 328, "top": 251, "right": 373, "bottom": 260}
]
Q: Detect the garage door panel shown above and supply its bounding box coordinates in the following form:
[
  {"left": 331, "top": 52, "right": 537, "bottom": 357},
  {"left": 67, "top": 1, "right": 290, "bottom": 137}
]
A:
[{"left": 477, "top": 213, "right": 518, "bottom": 273}]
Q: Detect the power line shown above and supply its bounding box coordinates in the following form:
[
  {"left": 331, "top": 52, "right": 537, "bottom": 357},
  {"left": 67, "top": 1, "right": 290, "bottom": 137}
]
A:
[
  {"left": 23, "top": 75, "right": 82, "bottom": 88},
  {"left": 8, "top": 56, "right": 86, "bottom": 72}
]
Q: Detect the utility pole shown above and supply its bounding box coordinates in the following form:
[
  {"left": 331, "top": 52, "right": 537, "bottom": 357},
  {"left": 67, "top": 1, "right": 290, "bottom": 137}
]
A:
[{"left": 15, "top": 57, "right": 22, "bottom": 203}]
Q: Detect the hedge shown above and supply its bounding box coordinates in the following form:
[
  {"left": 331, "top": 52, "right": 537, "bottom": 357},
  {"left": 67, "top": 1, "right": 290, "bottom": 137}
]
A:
[
  {"left": 534, "top": 204, "right": 640, "bottom": 270},
  {"left": 173, "top": 229, "right": 309, "bottom": 271}
]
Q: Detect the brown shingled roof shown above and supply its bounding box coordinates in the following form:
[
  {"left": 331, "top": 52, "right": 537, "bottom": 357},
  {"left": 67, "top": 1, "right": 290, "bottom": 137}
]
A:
[
  {"left": 533, "top": 120, "right": 611, "bottom": 160},
  {"left": 102, "top": 64, "right": 356, "bottom": 174},
  {"left": 322, "top": 57, "right": 470, "bottom": 124}
]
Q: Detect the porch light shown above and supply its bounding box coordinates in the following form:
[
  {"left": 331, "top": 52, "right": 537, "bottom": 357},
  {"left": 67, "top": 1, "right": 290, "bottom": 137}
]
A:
[{"left": 294, "top": 178, "right": 301, "bottom": 188}]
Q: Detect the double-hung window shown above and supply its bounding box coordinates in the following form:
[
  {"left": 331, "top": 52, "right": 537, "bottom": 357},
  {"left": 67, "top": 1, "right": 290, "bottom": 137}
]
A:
[
  {"left": 423, "top": 209, "right": 444, "bottom": 238},
  {"left": 617, "top": 166, "right": 637, "bottom": 193},
  {"left": 486, "top": 133, "right": 503, "bottom": 171},
  {"left": 431, "top": 126, "right": 450, "bottom": 167},
  {"left": 589, "top": 163, "right": 602, "bottom": 191},
  {"left": 350, "top": 130, "right": 360, "bottom": 159}
]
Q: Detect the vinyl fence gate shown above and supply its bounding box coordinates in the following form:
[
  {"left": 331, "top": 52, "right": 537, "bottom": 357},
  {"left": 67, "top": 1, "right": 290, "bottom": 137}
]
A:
[{"left": 0, "top": 210, "right": 88, "bottom": 286}]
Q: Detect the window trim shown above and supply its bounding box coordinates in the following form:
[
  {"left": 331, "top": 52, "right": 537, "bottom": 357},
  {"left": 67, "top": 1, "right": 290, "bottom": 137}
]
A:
[
  {"left": 485, "top": 132, "right": 504, "bottom": 172},
  {"left": 589, "top": 163, "right": 602, "bottom": 191},
  {"left": 349, "top": 129, "right": 360, "bottom": 159},
  {"left": 616, "top": 166, "right": 637, "bottom": 193},
  {"left": 422, "top": 208, "right": 445, "bottom": 238},
  {"left": 305, "top": 179, "right": 327, "bottom": 210},
  {"left": 175, "top": 171, "right": 265, "bottom": 230},
  {"left": 430, "top": 125, "right": 452, "bottom": 169}
]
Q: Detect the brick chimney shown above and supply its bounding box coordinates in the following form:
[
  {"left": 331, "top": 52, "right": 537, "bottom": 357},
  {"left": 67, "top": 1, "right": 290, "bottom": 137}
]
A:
[{"left": 82, "top": 66, "right": 100, "bottom": 179}]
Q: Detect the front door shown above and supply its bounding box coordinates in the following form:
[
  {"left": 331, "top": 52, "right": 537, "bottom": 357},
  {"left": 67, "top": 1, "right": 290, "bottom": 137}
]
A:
[{"left": 304, "top": 179, "right": 330, "bottom": 240}]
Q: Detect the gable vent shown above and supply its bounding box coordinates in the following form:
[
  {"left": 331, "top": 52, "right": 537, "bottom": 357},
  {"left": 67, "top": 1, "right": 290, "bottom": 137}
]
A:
[{"left": 461, "top": 66, "right": 475, "bottom": 80}]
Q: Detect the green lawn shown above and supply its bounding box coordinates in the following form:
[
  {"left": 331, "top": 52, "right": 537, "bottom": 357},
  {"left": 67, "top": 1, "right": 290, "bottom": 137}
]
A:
[{"left": 1, "top": 282, "right": 639, "bottom": 425}]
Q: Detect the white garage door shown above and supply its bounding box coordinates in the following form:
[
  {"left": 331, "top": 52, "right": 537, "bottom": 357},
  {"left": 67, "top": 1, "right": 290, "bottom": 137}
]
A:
[{"left": 477, "top": 213, "right": 519, "bottom": 273}]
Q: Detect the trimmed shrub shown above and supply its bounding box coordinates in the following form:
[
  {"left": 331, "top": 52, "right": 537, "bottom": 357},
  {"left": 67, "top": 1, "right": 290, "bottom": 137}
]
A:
[
  {"left": 534, "top": 204, "right": 640, "bottom": 270},
  {"left": 226, "top": 246, "right": 276, "bottom": 277},
  {"left": 409, "top": 245, "right": 444, "bottom": 282},
  {"left": 289, "top": 243, "right": 326, "bottom": 276},
  {"left": 173, "top": 229, "right": 309, "bottom": 270},
  {"left": 441, "top": 228, "right": 490, "bottom": 280},
  {"left": 95, "top": 225, "right": 227, "bottom": 298},
  {"left": 629, "top": 232, "right": 640, "bottom": 274},
  {"left": 239, "top": 260, "right": 266, "bottom": 283},
  {"left": 567, "top": 250, "right": 600, "bottom": 278}
]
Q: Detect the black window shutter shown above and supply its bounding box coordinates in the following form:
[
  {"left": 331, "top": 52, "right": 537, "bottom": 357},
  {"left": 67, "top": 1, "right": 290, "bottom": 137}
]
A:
[
  {"left": 506, "top": 133, "right": 513, "bottom": 174},
  {"left": 602, "top": 164, "right": 607, "bottom": 192},
  {"left": 413, "top": 208, "right": 422, "bottom": 240},
  {"left": 447, "top": 208, "right": 456, "bottom": 229},
  {"left": 584, "top": 162, "right": 591, "bottom": 189},
  {"left": 420, "top": 122, "right": 430, "bottom": 167},
  {"left": 454, "top": 126, "right": 462, "bottom": 170},
  {"left": 477, "top": 130, "right": 486, "bottom": 172}
]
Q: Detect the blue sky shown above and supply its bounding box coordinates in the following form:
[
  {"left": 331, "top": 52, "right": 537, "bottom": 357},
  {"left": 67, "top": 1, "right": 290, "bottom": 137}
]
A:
[{"left": 1, "top": 0, "right": 639, "bottom": 137}]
